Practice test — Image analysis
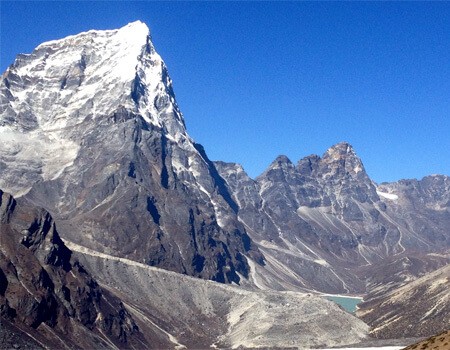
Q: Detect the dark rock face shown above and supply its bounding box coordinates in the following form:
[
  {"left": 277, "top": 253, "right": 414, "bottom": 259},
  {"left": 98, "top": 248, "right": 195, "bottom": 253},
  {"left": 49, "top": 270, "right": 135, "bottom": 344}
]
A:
[
  {"left": 0, "top": 189, "right": 153, "bottom": 348},
  {"left": 23, "top": 113, "right": 256, "bottom": 284},
  {"left": 0, "top": 318, "right": 44, "bottom": 350}
]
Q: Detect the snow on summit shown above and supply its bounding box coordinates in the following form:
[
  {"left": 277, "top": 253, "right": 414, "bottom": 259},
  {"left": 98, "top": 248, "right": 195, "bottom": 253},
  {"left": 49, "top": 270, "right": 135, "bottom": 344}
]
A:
[
  {"left": 37, "top": 20, "right": 149, "bottom": 53},
  {"left": 0, "top": 21, "right": 187, "bottom": 196},
  {"left": 28, "top": 20, "right": 150, "bottom": 83},
  {"left": 7, "top": 20, "right": 155, "bottom": 131},
  {"left": 2, "top": 20, "right": 186, "bottom": 132}
]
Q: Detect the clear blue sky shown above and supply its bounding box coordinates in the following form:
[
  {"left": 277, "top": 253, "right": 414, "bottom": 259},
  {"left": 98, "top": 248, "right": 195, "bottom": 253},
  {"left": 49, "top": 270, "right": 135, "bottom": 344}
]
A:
[{"left": 1, "top": 1, "right": 449, "bottom": 183}]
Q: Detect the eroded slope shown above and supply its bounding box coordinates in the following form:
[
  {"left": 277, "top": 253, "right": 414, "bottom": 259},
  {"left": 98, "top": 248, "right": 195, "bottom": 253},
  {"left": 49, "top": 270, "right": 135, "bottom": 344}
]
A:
[{"left": 68, "top": 240, "right": 370, "bottom": 349}]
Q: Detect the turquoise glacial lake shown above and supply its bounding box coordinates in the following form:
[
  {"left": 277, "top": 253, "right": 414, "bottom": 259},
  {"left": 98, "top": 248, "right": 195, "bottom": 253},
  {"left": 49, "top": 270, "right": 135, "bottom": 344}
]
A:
[{"left": 324, "top": 295, "right": 363, "bottom": 313}]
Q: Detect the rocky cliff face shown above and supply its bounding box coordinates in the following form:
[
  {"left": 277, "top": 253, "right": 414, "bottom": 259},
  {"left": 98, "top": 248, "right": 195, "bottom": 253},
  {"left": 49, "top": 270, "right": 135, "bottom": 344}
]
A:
[
  {"left": 0, "top": 21, "right": 261, "bottom": 284},
  {"left": 217, "top": 143, "right": 450, "bottom": 293},
  {"left": 0, "top": 189, "right": 163, "bottom": 349}
]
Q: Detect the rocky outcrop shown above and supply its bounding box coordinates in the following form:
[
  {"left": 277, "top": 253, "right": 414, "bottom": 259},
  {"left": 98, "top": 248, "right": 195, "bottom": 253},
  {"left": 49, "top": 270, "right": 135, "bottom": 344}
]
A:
[
  {"left": 0, "top": 189, "right": 164, "bottom": 348},
  {"left": 404, "top": 329, "right": 450, "bottom": 350}
]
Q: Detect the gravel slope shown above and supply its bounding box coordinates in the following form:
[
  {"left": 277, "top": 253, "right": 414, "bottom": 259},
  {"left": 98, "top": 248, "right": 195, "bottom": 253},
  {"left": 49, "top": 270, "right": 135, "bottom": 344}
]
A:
[{"left": 68, "top": 240, "right": 369, "bottom": 349}]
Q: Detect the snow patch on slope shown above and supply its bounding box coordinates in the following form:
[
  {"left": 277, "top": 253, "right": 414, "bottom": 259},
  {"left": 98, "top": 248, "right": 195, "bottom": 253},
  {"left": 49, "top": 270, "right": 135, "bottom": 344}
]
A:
[
  {"left": 33, "top": 20, "right": 148, "bottom": 83},
  {"left": 0, "top": 126, "right": 79, "bottom": 196},
  {"left": 9, "top": 21, "right": 151, "bottom": 130},
  {"left": 376, "top": 190, "right": 398, "bottom": 200},
  {"left": 0, "top": 21, "right": 191, "bottom": 197}
]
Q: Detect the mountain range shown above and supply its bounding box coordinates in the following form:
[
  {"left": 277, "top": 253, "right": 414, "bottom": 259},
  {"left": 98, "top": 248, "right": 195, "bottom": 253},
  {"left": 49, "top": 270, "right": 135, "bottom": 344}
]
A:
[{"left": 0, "top": 21, "right": 449, "bottom": 348}]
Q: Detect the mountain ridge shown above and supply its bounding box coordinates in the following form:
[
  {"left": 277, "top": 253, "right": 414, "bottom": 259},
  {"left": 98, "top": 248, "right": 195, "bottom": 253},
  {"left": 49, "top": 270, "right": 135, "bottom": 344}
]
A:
[
  {"left": 2, "top": 21, "right": 449, "bottom": 293},
  {"left": 217, "top": 141, "right": 450, "bottom": 294},
  {"left": 0, "top": 189, "right": 371, "bottom": 349},
  {"left": 0, "top": 21, "right": 449, "bottom": 343}
]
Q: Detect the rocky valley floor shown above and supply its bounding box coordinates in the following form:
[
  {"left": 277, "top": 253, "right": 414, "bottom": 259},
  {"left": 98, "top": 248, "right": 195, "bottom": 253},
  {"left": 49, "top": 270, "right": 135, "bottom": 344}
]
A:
[{"left": 68, "top": 240, "right": 370, "bottom": 349}]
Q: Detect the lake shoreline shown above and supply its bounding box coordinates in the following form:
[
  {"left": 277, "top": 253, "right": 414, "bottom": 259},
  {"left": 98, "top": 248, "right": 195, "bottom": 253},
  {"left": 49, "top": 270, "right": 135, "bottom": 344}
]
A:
[
  {"left": 321, "top": 294, "right": 364, "bottom": 313},
  {"left": 319, "top": 293, "right": 365, "bottom": 300}
]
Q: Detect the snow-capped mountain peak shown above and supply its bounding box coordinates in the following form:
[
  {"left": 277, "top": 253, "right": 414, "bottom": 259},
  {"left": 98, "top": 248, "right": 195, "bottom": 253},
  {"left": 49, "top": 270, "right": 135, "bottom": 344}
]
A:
[
  {"left": 35, "top": 20, "right": 149, "bottom": 51},
  {"left": 0, "top": 21, "right": 188, "bottom": 195},
  {"left": 0, "top": 22, "right": 258, "bottom": 287},
  {"left": 2, "top": 20, "right": 185, "bottom": 134}
]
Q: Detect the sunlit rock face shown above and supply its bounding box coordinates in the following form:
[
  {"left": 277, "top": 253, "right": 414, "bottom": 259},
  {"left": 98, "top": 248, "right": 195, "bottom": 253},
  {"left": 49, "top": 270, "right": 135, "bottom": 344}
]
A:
[
  {"left": 217, "top": 142, "right": 450, "bottom": 294},
  {"left": 0, "top": 21, "right": 262, "bottom": 284}
]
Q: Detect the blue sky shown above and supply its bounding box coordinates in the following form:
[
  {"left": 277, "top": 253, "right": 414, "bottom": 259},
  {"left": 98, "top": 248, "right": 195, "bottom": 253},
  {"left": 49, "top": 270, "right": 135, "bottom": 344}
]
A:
[{"left": 1, "top": 1, "right": 449, "bottom": 183}]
